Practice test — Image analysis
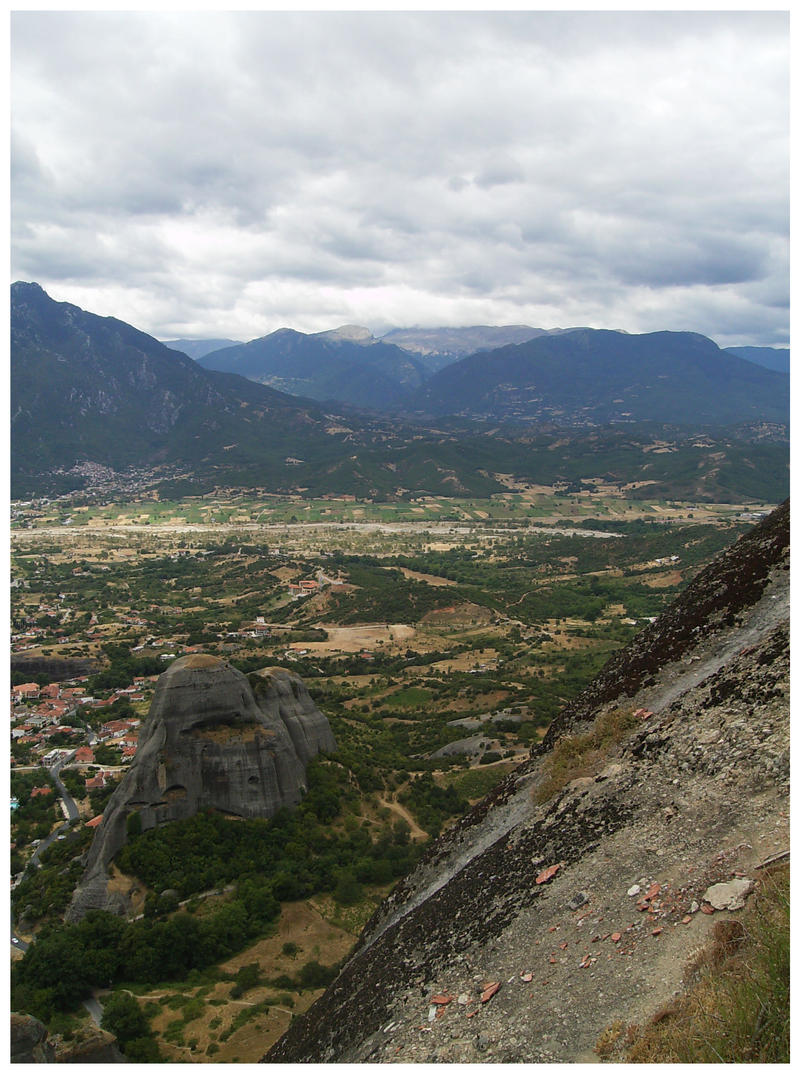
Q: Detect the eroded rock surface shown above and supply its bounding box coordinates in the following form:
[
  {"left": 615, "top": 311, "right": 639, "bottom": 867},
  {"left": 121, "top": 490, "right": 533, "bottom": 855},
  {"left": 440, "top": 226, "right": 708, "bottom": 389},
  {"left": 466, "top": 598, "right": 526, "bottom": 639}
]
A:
[
  {"left": 10, "top": 1015, "right": 126, "bottom": 1064},
  {"left": 67, "top": 657, "right": 335, "bottom": 920},
  {"left": 266, "top": 502, "right": 789, "bottom": 1064},
  {"left": 11, "top": 1013, "right": 55, "bottom": 1063}
]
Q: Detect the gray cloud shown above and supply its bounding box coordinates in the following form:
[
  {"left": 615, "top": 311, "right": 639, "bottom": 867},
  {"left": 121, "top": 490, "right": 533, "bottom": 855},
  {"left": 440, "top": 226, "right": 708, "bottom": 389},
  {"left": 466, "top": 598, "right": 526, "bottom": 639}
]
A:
[{"left": 10, "top": 10, "right": 789, "bottom": 347}]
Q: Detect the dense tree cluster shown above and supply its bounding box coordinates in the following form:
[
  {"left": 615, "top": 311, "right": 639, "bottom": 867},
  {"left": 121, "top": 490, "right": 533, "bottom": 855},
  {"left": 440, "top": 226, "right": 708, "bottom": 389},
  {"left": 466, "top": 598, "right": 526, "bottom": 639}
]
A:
[
  {"left": 11, "top": 762, "right": 421, "bottom": 1023},
  {"left": 10, "top": 769, "right": 58, "bottom": 851},
  {"left": 13, "top": 828, "right": 93, "bottom": 921},
  {"left": 88, "top": 642, "right": 164, "bottom": 694},
  {"left": 399, "top": 772, "right": 467, "bottom": 837},
  {"left": 117, "top": 761, "right": 421, "bottom": 899}
]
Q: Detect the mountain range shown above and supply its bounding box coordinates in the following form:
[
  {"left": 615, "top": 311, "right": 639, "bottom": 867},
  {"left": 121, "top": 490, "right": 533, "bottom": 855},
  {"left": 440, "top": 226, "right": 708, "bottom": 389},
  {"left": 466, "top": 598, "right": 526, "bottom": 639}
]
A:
[
  {"left": 10, "top": 282, "right": 789, "bottom": 502},
  {"left": 411, "top": 328, "right": 788, "bottom": 425},
  {"left": 194, "top": 323, "right": 787, "bottom": 423},
  {"left": 195, "top": 328, "right": 429, "bottom": 410}
]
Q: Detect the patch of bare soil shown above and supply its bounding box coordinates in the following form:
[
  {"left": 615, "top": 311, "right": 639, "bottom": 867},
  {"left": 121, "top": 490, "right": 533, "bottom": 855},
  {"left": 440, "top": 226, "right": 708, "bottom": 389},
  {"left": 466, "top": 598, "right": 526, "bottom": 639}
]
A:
[
  {"left": 106, "top": 865, "right": 146, "bottom": 917},
  {"left": 421, "top": 603, "right": 493, "bottom": 627},
  {"left": 376, "top": 795, "right": 428, "bottom": 842},
  {"left": 398, "top": 568, "right": 457, "bottom": 587},
  {"left": 639, "top": 569, "right": 684, "bottom": 588},
  {"left": 303, "top": 624, "right": 416, "bottom": 653}
]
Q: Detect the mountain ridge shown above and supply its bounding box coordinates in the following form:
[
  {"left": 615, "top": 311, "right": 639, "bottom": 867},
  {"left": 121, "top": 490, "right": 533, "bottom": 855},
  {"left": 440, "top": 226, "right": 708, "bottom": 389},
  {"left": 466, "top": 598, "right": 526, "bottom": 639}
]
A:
[
  {"left": 197, "top": 327, "right": 429, "bottom": 408},
  {"left": 407, "top": 327, "right": 788, "bottom": 425}
]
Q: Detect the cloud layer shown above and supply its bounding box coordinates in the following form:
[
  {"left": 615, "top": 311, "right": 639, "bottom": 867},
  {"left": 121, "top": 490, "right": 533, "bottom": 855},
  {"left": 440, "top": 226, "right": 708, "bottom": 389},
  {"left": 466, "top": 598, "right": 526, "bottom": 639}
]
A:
[{"left": 11, "top": 11, "right": 789, "bottom": 346}]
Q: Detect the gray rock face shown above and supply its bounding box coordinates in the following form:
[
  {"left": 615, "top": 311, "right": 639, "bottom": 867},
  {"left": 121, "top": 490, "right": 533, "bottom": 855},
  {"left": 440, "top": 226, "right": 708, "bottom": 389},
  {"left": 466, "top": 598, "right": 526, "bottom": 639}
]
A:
[
  {"left": 11, "top": 1012, "right": 55, "bottom": 1063},
  {"left": 67, "top": 656, "right": 335, "bottom": 920}
]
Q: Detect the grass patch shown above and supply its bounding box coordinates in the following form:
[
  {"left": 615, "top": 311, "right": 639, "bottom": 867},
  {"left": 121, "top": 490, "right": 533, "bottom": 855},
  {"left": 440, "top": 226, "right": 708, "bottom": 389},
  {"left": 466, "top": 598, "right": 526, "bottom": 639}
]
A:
[
  {"left": 534, "top": 707, "right": 638, "bottom": 805},
  {"left": 383, "top": 686, "right": 433, "bottom": 710},
  {"left": 443, "top": 763, "right": 516, "bottom": 800},
  {"left": 218, "top": 1000, "right": 271, "bottom": 1042},
  {"left": 597, "top": 863, "right": 789, "bottom": 1063}
]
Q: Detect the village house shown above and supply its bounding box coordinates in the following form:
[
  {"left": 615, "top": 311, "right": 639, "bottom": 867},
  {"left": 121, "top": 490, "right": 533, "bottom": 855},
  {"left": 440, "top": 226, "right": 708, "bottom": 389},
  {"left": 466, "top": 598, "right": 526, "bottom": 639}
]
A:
[
  {"left": 24, "top": 714, "right": 52, "bottom": 729},
  {"left": 40, "top": 724, "right": 71, "bottom": 740},
  {"left": 30, "top": 785, "right": 53, "bottom": 798},
  {"left": 38, "top": 699, "right": 75, "bottom": 721},
  {"left": 42, "top": 748, "right": 74, "bottom": 766},
  {"left": 60, "top": 686, "right": 90, "bottom": 703},
  {"left": 84, "top": 771, "right": 116, "bottom": 792},
  {"left": 12, "top": 682, "right": 40, "bottom": 700},
  {"left": 73, "top": 746, "right": 95, "bottom": 764},
  {"left": 239, "top": 618, "right": 272, "bottom": 637},
  {"left": 100, "top": 717, "right": 140, "bottom": 740}
]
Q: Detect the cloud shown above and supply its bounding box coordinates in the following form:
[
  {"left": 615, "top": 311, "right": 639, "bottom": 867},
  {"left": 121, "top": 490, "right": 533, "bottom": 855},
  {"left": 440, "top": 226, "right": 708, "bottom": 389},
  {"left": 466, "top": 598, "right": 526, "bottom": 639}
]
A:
[{"left": 10, "top": 10, "right": 789, "bottom": 346}]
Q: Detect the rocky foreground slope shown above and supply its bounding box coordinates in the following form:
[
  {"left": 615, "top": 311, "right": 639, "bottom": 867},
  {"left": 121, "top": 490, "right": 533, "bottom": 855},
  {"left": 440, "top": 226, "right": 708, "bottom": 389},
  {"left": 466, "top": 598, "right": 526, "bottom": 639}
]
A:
[
  {"left": 67, "top": 657, "right": 335, "bottom": 921},
  {"left": 267, "top": 501, "right": 789, "bottom": 1063}
]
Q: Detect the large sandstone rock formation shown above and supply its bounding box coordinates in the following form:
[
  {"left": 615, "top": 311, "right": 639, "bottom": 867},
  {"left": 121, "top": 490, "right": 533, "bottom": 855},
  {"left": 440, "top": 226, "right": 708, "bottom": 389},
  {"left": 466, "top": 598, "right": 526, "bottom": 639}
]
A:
[
  {"left": 10, "top": 1013, "right": 126, "bottom": 1064},
  {"left": 67, "top": 656, "right": 335, "bottom": 920},
  {"left": 266, "top": 502, "right": 789, "bottom": 1063},
  {"left": 10, "top": 1013, "right": 55, "bottom": 1063}
]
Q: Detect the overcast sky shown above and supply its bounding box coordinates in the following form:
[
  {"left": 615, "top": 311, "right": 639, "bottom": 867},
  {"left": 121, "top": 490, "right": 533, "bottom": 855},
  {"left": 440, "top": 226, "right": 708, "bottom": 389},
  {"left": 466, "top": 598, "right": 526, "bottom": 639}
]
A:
[{"left": 10, "top": 10, "right": 789, "bottom": 347}]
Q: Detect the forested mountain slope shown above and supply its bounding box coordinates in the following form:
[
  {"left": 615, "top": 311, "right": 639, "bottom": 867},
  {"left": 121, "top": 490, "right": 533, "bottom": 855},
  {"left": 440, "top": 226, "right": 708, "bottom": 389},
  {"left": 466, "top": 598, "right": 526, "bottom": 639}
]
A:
[{"left": 410, "top": 328, "right": 788, "bottom": 425}]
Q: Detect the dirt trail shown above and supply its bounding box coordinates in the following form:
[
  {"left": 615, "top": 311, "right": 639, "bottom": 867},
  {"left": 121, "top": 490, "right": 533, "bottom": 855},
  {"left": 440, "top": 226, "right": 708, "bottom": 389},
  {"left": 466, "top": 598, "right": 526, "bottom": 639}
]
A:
[{"left": 376, "top": 796, "right": 427, "bottom": 842}]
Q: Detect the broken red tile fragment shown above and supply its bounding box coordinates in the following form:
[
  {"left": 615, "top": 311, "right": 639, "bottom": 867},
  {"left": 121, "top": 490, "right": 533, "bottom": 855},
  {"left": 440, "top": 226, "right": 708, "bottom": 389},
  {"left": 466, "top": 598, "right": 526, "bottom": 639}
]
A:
[
  {"left": 520, "top": 972, "right": 533, "bottom": 983},
  {"left": 645, "top": 882, "right": 661, "bottom": 900},
  {"left": 431, "top": 994, "right": 453, "bottom": 1006},
  {"left": 681, "top": 915, "right": 693, "bottom": 924},
  {"left": 548, "top": 956, "right": 557, "bottom": 964},
  {"left": 466, "top": 1010, "right": 478, "bottom": 1019},
  {"left": 610, "top": 932, "right": 622, "bottom": 943},
  {"left": 579, "top": 955, "right": 595, "bottom": 969},
  {"left": 536, "top": 863, "right": 561, "bottom": 885},
  {"left": 700, "top": 903, "right": 715, "bottom": 915},
  {"left": 559, "top": 942, "right": 568, "bottom": 950},
  {"left": 480, "top": 982, "right": 501, "bottom": 1003},
  {"left": 651, "top": 927, "right": 664, "bottom": 936}
]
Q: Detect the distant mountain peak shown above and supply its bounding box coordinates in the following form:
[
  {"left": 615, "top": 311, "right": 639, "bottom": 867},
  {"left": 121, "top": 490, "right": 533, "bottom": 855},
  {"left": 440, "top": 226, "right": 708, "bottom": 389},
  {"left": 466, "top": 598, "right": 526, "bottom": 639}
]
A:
[{"left": 315, "top": 325, "right": 374, "bottom": 344}]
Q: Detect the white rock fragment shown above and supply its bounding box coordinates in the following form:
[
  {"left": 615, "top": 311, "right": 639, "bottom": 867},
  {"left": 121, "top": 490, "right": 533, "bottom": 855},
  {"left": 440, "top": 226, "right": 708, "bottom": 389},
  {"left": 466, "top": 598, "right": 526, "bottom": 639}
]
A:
[
  {"left": 627, "top": 884, "right": 641, "bottom": 897},
  {"left": 702, "top": 878, "right": 754, "bottom": 911}
]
